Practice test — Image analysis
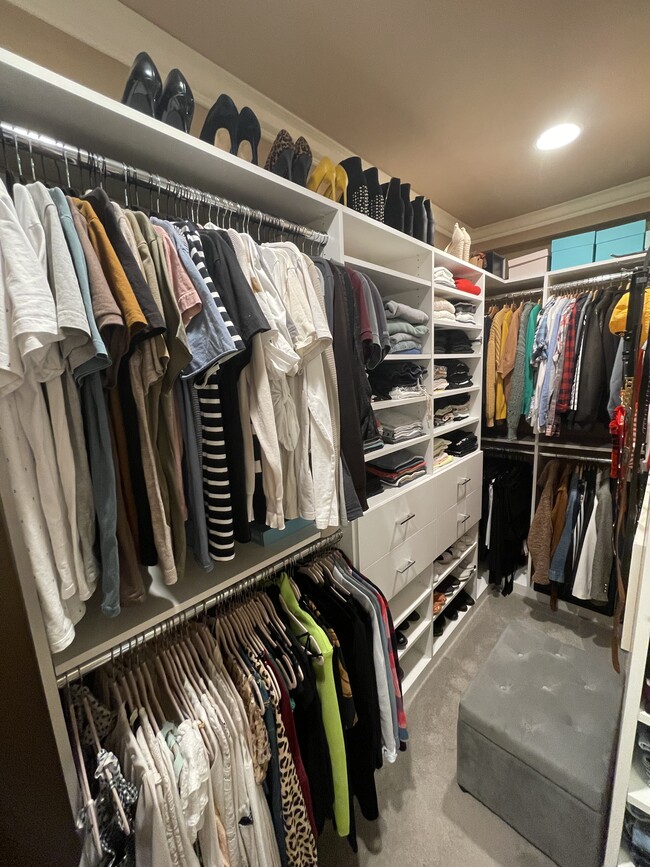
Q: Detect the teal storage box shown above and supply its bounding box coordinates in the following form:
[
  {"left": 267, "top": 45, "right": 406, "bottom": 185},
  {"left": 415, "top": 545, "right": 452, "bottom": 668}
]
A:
[
  {"left": 550, "top": 230, "right": 596, "bottom": 271},
  {"left": 594, "top": 220, "right": 646, "bottom": 262}
]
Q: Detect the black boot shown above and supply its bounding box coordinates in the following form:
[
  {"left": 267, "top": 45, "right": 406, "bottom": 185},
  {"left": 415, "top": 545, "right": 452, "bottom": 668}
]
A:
[
  {"left": 412, "top": 195, "right": 427, "bottom": 242},
  {"left": 384, "top": 178, "right": 404, "bottom": 231},
  {"left": 424, "top": 199, "right": 435, "bottom": 246},
  {"left": 339, "top": 156, "right": 369, "bottom": 216},
  {"left": 364, "top": 167, "right": 384, "bottom": 223},
  {"left": 400, "top": 183, "right": 413, "bottom": 236}
]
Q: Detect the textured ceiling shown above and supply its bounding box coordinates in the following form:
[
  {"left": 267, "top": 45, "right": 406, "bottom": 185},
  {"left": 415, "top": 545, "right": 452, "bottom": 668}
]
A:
[{"left": 121, "top": 0, "right": 650, "bottom": 227}]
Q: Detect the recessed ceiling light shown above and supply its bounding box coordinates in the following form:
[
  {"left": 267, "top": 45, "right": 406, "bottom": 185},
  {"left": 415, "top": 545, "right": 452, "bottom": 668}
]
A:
[{"left": 536, "top": 123, "right": 582, "bottom": 151}]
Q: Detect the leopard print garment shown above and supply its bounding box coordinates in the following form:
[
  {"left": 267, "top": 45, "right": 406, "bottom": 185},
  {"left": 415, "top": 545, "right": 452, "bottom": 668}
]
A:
[{"left": 251, "top": 657, "right": 318, "bottom": 867}]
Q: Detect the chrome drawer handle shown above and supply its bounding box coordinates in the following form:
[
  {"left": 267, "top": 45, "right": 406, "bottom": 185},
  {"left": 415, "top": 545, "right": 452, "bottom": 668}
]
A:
[
  {"left": 399, "top": 512, "right": 416, "bottom": 526},
  {"left": 459, "top": 477, "right": 471, "bottom": 485},
  {"left": 458, "top": 514, "right": 470, "bottom": 525},
  {"left": 397, "top": 559, "right": 416, "bottom": 573}
]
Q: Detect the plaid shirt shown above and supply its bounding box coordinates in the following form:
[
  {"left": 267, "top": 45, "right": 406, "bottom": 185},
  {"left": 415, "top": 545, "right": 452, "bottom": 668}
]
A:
[{"left": 556, "top": 297, "right": 585, "bottom": 414}]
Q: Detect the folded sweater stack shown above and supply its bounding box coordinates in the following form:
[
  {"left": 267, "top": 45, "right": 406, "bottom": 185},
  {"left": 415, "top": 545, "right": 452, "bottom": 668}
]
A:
[
  {"left": 384, "top": 299, "right": 430, "bottom": 354},
  {"left": 433, "top": 298, "right": 456, "bottom": 324},
  {"left": 434, "top": 393, "right": 471, "bottom": 427},
  {"left": 366, "top": 453, "right": 427, "bottom": 488},
  {"left": 434, "top": 267, "right": 457, "bottom": 291},
  {"left": 433, "top": 437, "right": 454, "bottom": 469},
  {"left": 444, "top": 360, "right": 473, "bottom": 389},
  {"left": 444, "top": 429, "right": 478, "bottom": 457},
  {"left": 434, "top": 364, "right": 448, "bottom": 391},
  {"left": 434, "top": 329, "right": 476, "bottom": 354},
  {"left": 378, "top": 409, "right": 425, "bottom": 443},
  {"left": 369, "top": 361, "right": 427, "bottom": 401},
  {"left": 454, "top": 300, "right": 477, "bottom": 325}
]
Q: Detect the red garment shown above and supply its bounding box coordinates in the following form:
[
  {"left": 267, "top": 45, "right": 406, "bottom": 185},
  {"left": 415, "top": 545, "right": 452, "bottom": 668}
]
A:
[
  {"left": 610, "top": 405, "right": 625, "bottom": 479},
  {"left": 556, "top": 296, "right": 584, "bottom": 414},
  {"left": 454, "top": 278, "right": 481, "bottom": 296}
]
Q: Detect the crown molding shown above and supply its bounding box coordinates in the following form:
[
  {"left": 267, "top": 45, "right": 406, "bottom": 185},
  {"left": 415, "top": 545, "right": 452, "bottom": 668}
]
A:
[
  {"left": 5, "top": 0, "right": 461, "bottom": 237},
  {"left": 471, "top": 176, "right": 650, "bottom": 246}
]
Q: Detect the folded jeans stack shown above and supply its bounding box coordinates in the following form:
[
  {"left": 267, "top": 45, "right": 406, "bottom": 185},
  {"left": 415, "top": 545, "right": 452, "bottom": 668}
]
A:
[
  {"left": 444, "top": 360, "right": 473, "bottom": 390},
  {"left": 444, "top": 429, "right": 478, "bottom": 457},
  {"left": 368, "top": 361, "right": 427, "bottom": 401},
  {"left": 366, "top": 452, "right": 427, "bottom": 488},
  {"left": 454, "top": 278, "right": 481, "bottom": 297},
  {"left": 454, "top": 300, "right": 477, "bottom": 325},
  {"left": 434, "top": 393, "right": 471, "bottom": 427},
  {"left": 433, "top": 298, "right": 456, "bottom": 324},
  {"left": 433, "top": 266, "right": 456, "bottom": 292},
  {"left": 378, "top": 409, "right": 425, "bottom": 443}
]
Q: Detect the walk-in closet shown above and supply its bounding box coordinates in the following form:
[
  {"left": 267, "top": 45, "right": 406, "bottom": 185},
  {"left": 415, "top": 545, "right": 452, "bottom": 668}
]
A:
[{"left": 1, "top": 3, "right": 649, "bottom": 866}]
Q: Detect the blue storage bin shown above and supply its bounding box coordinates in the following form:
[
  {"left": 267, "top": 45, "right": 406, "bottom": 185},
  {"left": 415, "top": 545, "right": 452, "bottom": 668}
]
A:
[
  {"left": 550, "top": 231, "right": 596, "bottom": 270},
  {"left": 594, "top": 220, "right": 646, "bottom": 261}
]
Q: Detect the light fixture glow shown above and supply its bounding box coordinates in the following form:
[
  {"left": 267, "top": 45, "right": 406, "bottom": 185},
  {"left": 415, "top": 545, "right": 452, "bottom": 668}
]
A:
[{"left": 536, "top": 123, "right": 581, "bottom": 151}]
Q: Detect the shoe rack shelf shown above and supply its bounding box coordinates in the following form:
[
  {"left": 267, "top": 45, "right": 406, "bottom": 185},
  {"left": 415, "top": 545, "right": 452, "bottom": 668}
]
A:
[
  {"left": 398, "top": 615, "right": 432, "bottom": 661},
  {"left": 433, "top": 543, "right": 478, "bottom": 590}
]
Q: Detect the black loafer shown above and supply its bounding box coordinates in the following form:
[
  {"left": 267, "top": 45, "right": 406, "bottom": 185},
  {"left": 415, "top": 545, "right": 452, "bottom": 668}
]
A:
[
  {"left": 446, "top": 607, "right": 459, "bottom": 621},
  {"left": 407, "top": 610, "right": 421, "bottom": 623},
  {"left": 396, "top": 630, "right": 408, "bottom": 648},
  {"left": 398, "top": 619, "right": 411, "bottom": 632},
  {"left": 433, "top": 616, "right": 445, "bottom": 637}
]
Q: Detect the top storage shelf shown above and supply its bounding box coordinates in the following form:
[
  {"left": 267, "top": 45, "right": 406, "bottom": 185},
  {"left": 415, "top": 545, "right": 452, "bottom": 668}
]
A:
[
  {"left": 434, "top": 248, "right": 486, "bottom": 281},
  {"left": 0, "top": 49, "right": 339, "bottom": 229},
  {"left": 546, "top": 252, "right": 645, "bottom": 284},
  {"left": 342, "top": 208, "right": 433, "bottom": 276}
]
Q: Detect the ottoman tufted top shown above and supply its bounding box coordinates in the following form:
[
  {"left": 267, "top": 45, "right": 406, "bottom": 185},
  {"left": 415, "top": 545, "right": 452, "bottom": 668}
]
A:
[{"left": 459, "top": 621, "right": 624, "bottom": 812}]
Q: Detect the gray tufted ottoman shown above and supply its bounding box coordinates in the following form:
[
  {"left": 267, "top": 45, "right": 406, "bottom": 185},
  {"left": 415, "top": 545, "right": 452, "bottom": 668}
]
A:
[{"left": 457, "top": 621, "right": 624, "bottom": 867}]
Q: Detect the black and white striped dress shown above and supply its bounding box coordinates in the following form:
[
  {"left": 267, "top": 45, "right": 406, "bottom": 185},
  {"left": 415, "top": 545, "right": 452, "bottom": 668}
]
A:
[{"left": 176, "top": 223, "right": 243, "bottom": 561}]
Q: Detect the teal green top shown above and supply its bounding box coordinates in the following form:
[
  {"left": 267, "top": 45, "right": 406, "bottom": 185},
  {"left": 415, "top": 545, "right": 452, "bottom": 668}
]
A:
[{"left": 522, "top": 303, "right": 541, "bottom": 416}]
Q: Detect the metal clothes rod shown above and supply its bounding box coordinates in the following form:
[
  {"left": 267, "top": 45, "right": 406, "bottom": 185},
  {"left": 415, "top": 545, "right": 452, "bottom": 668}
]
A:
[
  {"left": 487, "top": 286, "right": 543, "bottom": 303},
  {"left": 56, "top": 529, "right": 343, "bottom": 688},
  {"left": 549, "top": 270, "right": 635, "bottom": 293},
  {"left": 539, "top": 450, "right": 611, "bottom": 466},
  {"left": 0, "top": 121, "right": 329, "bottom": 247}
]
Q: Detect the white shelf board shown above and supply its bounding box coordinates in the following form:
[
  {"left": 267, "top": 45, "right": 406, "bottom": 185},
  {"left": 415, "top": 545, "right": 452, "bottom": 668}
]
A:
[
  {"left": 434, "top": 248, "right": 485, "bottom": 280},
  {"left": 0, "top": 48, "right": 338, "bottom": 229},
  {"left": 342, "top": 207, "right": 433, "bottom": 269},
  {"left": 485, "top": 272, "right": 545, "bottom": 294},
  {"left": 434, "top": 321, "right": 482, "bottom": 333},
  {"left": 547, "top": 253, "right": 645, "bottom": 284},
  {"left": 639, "top": 707, "right": 650, "bottom": 727},
  {"left": 343, "top": 255, "right": 430, "bottom": 293},
  {"left": 434, "top": 385, "right": 480, "bottom": 399},
  {"left": 364, "top": 435, "right": 431, "bottom": 462},
  {"left": 54, "top": 527, "right": 321, "bottom": 676},
  {"left": 384, "top": 353, "right": 431, "bottom": 361},
  {"left": 372, "top": 395, "right": 428, "bottom": 410},
  {"left": 432, "top": 450, "right": 481, "bottom": 478},
  {"left": 391, "top": 582, "right": 432, "bottom": 625},
  {"left": 433, "top": 543, "right": 478, "bottom": 589},
  {"left": 432, "top": 598, "right": 475, "bottom": 657},
  {"left": 627, "top": 751, "right": 650, "bottom": 815},
  {"left": 434, "top": 353, "right": 477, "bottom": 360},
  {"left": 398, "top": 617, "right": 432, "bottom": 659},
  {"left": 364, "top": 472, "right": 432, "bottom": 514},
  {"left": 433, "top": 416, "right": 480, "bottom": 438},
  {"left": 618, "top": 844, "right": 634, "bottom": 867},
  {"left": 401, "top": 652, "right": 432, "bottom": 695},
  {"left": 434, "top": 284, "right": 484, "bottom": 302}
]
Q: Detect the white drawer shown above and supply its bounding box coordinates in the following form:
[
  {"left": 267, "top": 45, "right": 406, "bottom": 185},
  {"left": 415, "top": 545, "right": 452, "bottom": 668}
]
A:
[
  {"left": 364, "top": 524, "right": 436, "bottom": 600},
  {"left": 434, "top": 486, "right": 483, "bottom": 558},
  {"left": 356, "top": 476, "right": 436, "bottom": 570},
  {"left": 457, "top": 488, "right": 482, "bottom": 533},
  {"left": 431, "top": 451, "right": 483, "bottom": 517}
]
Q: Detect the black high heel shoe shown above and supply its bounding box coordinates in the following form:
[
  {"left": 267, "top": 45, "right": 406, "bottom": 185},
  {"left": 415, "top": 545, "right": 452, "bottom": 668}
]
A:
[
  {"left": 157, "top": 68, "right": 194, "bottom": 134},
  {"left": 200, "top": 94, "right": 239, "bottom": 154},
  {"left": 338, "top": 156, "right": 369, "bottom": 216},
  {"left": 236, "top": 106, "right": 261, "bottom": 165},
  {"left": 265, "top": 130, "right": 295, "bottom": 179},
  {"left": 384, "top": 178, "right": 404, "bottom": 231},
  {"left": 400, "top": 183, "right": 414, "bottom": 236},
  {"left": 364, "top": 167, "right": 384, "bottom": 223},
  {"left": 424, "top": 199, "right": 435, "bottom": 246},
  {"left": 412, "top": 195, "right": 427, "bottom": 242},
  {"left": 292, "top": 137, "right": 313, "bottom": 187},
  {"left": 122, "top": 51, "right": 162, "bottom": 116}
]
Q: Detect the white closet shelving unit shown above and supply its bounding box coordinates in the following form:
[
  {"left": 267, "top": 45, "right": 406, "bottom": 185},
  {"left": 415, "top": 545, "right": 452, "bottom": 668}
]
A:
[
  {"left": 0, "top": 46, "right": 490, "bottom": 816},
  {"left": 340, "top": 230, "right": 486, "bottom": 696}
]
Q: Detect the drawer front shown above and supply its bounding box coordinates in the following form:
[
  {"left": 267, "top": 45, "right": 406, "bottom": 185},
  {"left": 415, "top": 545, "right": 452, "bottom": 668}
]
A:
[
  {"left": 364, "top": 524, "right": 436, "bottom": 600},
  {"left": 431, "top": 451, "right": 483, "bottom": 517},
  {"left": 435, "top": 505, "right": 463, "bottom": 558},
  {"left": 356, "top": 477, "right": 436, "bottom": 570},
  {"left": 457, "top": 488, "right": 482, "bottom": 534}
]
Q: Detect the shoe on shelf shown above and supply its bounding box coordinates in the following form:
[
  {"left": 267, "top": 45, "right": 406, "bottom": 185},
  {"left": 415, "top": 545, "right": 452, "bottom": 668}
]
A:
[
  {"left": 396, "top": 630, "right": 408, "bottom": 648},
  {"left": 433, "top": 615, "right": 446, "bottom": 637},
  {"left": 200, "top": 93, "right": 239, "bottom": 153},
  {"left": 412, "top": 195, "right": 427, "bottom": 242},
  {"left": 265, "top": 129, "right": 295, "bottom": 180},
  {"left": 445, "top": 222, "right": 465, "bottom": 259},
  {"left": 446, "top": 606, "right": 459, "bottom": 621},
  {"left": 292, "top": 136, "right": 313, "bottom": 187},
  {"left": 364, "top": 167, "right": 385, "bottom": 223},
  {"left": 384, "top": 177, "right": 404, "bottom": 231},
  {"left": 400, "top": 183, "right": 413, "bottom": 236},
  {"left": 338, "top": 156, "right": 369, "bottom": 216},
  {"left": 334, "top": 164, "right": 348, "bottom": 205},
  {"left": 437, "top": 549, "right": 454, "bottom": 563},
  {"left": 424, "top": 199, "right": 435, "bottom": 246},
  {"left": 407, "top": 610, "right": 421, "bottom": 623},
  {"left": 398, "top": 618, "right": 411, "bottom": 632},
  {"left": 236, "top": 106, "right": 261, "bottom": 165},
  {"left": 457, "top": 598, "right": 469, "bottom": 612},
  {"left": 307, "top": 157, "right": 336, "bottom": 199},
  {"left": 458, "top": 591, "right": 475, "bottom": 607},
  {"left": 122, "top": 51, "right": 162, "bottom": 116},
  {"left": 462, "top": 227, "right": 471, "bottom": 261},
  {"left": 157, "top": 68, "right": 194, "bottom": 134}
]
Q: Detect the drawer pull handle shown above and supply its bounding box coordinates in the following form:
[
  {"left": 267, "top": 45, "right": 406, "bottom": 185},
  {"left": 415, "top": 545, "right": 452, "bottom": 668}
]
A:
[
  {"left": 459, "top": 477, "right": 471, "bottom": 485},
  {"left": 397, "top": 559, "right": 416, "bottom": 574},
  {"left": 399, "top": 512, "right": 416, "bottom": 526},
  {"left": 458, "top": 514, "right": 470, "bottom": 525}
]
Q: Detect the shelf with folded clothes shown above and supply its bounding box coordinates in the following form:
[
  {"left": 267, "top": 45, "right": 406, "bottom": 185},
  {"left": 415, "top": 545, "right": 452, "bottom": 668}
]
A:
[
  {"left": 433, "top": 282, "right": 484, "bottom": 302},
  {"left": 431, "top": 448, "right": 481, "bottom": 479},
  {"left": 434, "top": 353, "right": 477, "bottom": 360},
  {"left": 384, "top": 353, "right": 432, "bottom": 361},
  {"left": 433, "top": 416, "right": 480, "bottom": 438},
  {"left": 434, "top": 385, "right": 481, "bottom": 399},
  {"left": 365, "top": 451, "right": 429, "bottom": 495},
  {"left": 372, "top": 395, "right": 429, "bottom": 410},
  {"left": 433, "top": 320, "right": 483, "bottom": 333},
  {"left": 434, "top": 248, "right": 486, "bottom": 281},
  {"left": 363, "top": 434, "right": 431, "bottom": 463},
  {"left": 364, "top": 471, "right": 433, "bottom": 513},
  {"left": 343, "top": 254, "right": 431, "bottom": 294}
]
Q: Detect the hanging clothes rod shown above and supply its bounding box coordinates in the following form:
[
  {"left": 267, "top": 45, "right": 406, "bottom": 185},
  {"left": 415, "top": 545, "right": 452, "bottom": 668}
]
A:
[
  {"left": 548, "top": 268, "right": 639, "bottom": 293},
  {"left": 0, "top": 120, "right": 329, "bottom": 247},
  {"left": 539, "top": 450, "right": 611, "bottom": 465},
  {"left": 56, "top": 529, "right": 343, "bottom": 688},
  {"left": 486, "top": 286, "right": 543, "bottom": 303}
]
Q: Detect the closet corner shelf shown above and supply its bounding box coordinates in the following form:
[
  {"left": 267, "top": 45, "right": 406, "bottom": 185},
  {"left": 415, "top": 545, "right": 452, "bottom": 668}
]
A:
[
  {"left": 391, "top": 581, "right": 432, "bottom": 625},
  {"left": 342, "top": 207, "right": 434, "bottom": 270},
  {"left": 343, "top": 255, "right": 430, "bottom": 293},
  {"left": 398, "top": 616, "right": 432, "bottom": 659},
  {"left": 384, "top": 353, "right": 431, "bottom": 362},
  {"left": 434, "top": 248, "right": 486, "bottom": 281},
  {"left": 372, "top": 395, "right": 428, "bottom": 410},
  {"left": 433, "top": 416, "right": 480, "bottom": 438},
  {"left": 434, "top": 385, "right": 480, "bottom": 399},
  {"left": 627, "top": 752, "right": 650, "bottom": 816},
  {"left": 433, "top": 542, "right": 478, "bottom": 589},
  {"left": 638, "top": 707, "right": 650, "bottom": 727},
  {"left": 364, "top": 434, "right": 431, "bottom": 462},
  {"left": 432, "top": 597, "right": 475, "bottom": 658},
  {"left": 485, "top": 273, "right": 544, "bottom": 293}
]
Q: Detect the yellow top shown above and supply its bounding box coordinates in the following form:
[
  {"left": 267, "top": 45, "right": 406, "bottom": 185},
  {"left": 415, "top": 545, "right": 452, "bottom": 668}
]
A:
[
  {"left": 609, "top": 287, "right": 650, "bottom": 345},
  {"left": 496, "top": 308, "right": 513, "bottom": 421}
]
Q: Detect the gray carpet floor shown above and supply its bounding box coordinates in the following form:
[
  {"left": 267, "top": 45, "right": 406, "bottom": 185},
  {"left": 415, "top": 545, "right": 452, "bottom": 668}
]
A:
[{"left": 317, "top": 590, "right": 612, "bottom": 867}]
